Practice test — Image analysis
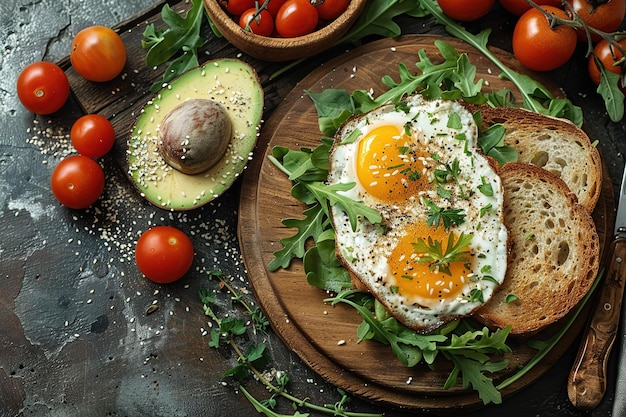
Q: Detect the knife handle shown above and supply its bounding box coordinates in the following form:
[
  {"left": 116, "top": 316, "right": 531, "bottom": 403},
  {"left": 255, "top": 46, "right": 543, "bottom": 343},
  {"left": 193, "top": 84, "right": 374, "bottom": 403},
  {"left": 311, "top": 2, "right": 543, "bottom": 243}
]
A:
[{"left": 567, "top": 237, "right": 626, "bottom": 410}]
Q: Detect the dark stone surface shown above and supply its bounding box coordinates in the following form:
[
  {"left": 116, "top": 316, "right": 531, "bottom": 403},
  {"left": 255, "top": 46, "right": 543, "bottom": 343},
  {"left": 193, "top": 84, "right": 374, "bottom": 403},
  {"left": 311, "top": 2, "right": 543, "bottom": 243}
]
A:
[{"left": 0, "top": 1, "right": 623, "bottom": 416}]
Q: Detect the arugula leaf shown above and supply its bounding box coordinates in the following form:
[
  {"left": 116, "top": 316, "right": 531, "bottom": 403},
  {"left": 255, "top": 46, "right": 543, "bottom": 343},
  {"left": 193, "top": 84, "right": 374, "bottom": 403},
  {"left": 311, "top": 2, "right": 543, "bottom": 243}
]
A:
[
  {"left": 328, "top": 291, "right": 446, "bottom": 367},
  {"left": 477, "top": 123, "right": 518, "bottom": 166},
  {"left": 304, "top": 230, "right": 353, "bottom": 292},
  {"left": 327, "top": 291, "right": 511, "bottom": 405},
  {"left": 337, "top": 0, "right": 429, "bottom": 47},
  {"left": 304, "top": 181, "right": 382, "bottom": 229},
  {"left": 306, "top": 89, "right": 356, "bottom": 137},
  {"left": 443, "top": 353, "right": 508, "bottom": 405},
  {"left": 594, "top": 55, "right": 625, "bottom": 122},
  {"left": 142, "top": 0, "right": 206, "bottom": 92},
  {"left": 418, "top": 0, "right": 584, "bottom": 125},
  {"left": 272, "top": 146, "right": 328, "bottom": 182},
  {"left": 268, "top": 204, "right": 328, "bottom": 272}
]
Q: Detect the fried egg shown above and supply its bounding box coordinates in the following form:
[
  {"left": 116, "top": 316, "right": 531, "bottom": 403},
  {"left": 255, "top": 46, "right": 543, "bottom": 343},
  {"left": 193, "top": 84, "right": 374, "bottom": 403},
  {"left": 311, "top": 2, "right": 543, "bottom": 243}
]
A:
[{"left": 329, "top": 95, "right": 508, "bottom": 333}]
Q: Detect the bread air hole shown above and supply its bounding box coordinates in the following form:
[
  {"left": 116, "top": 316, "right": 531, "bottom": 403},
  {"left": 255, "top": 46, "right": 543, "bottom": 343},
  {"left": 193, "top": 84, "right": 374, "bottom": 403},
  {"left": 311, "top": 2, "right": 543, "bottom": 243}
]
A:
[
  {"left": 531, "top": 151, "right": 549, "bottom": 167},
  {"left": 557, "top": 241, "right": 570, "bottom": 265}
]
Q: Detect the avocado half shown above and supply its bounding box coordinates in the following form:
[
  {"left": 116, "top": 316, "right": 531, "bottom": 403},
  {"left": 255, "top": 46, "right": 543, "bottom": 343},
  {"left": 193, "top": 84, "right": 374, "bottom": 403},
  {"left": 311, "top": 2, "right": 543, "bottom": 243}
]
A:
[{"left": 127, "top": 58, "right": 263, "bottom": 210}]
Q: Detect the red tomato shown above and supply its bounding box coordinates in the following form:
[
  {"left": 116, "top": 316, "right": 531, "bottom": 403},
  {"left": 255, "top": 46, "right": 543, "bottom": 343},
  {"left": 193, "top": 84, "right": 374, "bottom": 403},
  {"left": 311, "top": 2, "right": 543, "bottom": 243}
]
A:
[
  {"left": 135, "top": 226, "right": 194, "bottom": 284},
  {"left": 225, "top": 0, "right": 255, "bottom": 15},
  {"left": 315, "top": 0, "right": 350, "bottom": 20},
  {"left": 16, "top": 62, "right": 69, "bottom": 115},
  {"left": 499, "top": 0, "right": 562, "bottom": 16},
  {"left": 275, "top": 0, "right": 319, "bottom": 37},
  {"left": 437, "top": 0, "right": 495, "bottom": 21},
  {"left": 266, "top": 0, "right": 288, "bottom": 17},
  {"left": 567, "top": 0, "right": 626, "bottom": 42},
  {"left": 588, "top": 38, "right": 626, "bottom": 91},
  {"left": 51, "top": 155, "right": 105, "bottom": 209},
  {"left": 512, "top": 6, "right": 577, "bottom": 71},
  {"left": 70, "top": 26, "right": 126, "bottom": 82},
  {"left": 239, "top": 8, "right": 275, "bottom": 36},
  {"left": 70, "top": 114, "right": 116, "bottom": 158}
]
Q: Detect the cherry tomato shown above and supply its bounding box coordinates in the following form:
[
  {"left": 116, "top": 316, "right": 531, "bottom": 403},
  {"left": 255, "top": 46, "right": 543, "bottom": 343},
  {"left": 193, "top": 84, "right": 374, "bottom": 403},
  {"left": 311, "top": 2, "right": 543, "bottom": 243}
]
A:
[
  {"left": 498, "top": 0, "right": 563, "bottom": 16},
  {"left": 275, "top": 0, "right": 319, "bottom": 38},
  {"left": 512, "top": 6, "right": 577, "bottom": 71},
  {"left": 70, "top": 26, "right": 126, "bottom": 82},
  {"left": 51, "top": 155, "right": 105, "bottom": 209},
  {"left": 266, "top": 0, "right": 288, "bottom": 17},
  {"left": 224, "top": 0, "right": 255, "bottom": 15},
  {"left": 437, "top": 0, "right": 495, "bottom": 21},
  {"left": 135, "top": 226, "right": 194, "bottom": 284},
  {"left": 16, "top": 62, "right": 69, "bottom": 115},
  {"left": 588, "top": 38, "right": 626, "bottom": 91},
  {"left": 70, "top": 114, "right": 116, "bottom": 158},
  {"left": 239, "top": 8, "right": 275, "bottom": 36},
  {"left": 567, "top": 0, "right": 626, "bottom": 42},
  {"left": 315, "top": 0, "right": 350, "bottom": 20}
]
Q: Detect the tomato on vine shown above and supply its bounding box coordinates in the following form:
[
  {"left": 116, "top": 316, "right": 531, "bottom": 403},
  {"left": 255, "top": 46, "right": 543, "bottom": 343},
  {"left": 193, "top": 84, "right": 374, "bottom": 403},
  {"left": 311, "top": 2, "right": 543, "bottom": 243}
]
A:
[
  {"left": 135, "top": 226, "right": 194, "bottom": 284},
  {"left": 70, "top": 26, "right": 126, "bottom": 82},
  {"left": 51, "top": 155, "right": 105, "bottom": 209},
  {"left": 239, "top": 8, "right": 275, "bottom": 36},
  {"left": 70, "top": 114, "right": 116, "bottom": 158},
  {"left": 566, "top": 0, "right": 626, "bottom": 42},
  {"left": 437, "top": 0, "right": 495, "bottom": 21},
  {"left": 498, "top": 0, "right": 562, "bottom": 16},
  {"left": 315, "top": 0, "right": 350, "bottom": 20},
  {"left": 588, "top": 38, "right": 626, "bottom": 91},
  {"left": 512, "top": 6, "right": 577, "bottom": 71},
  {"left": 16, "top": 62, "right": 70, "bottom": 115},
  {"left": 275, "top": 0, "right": 319, "bottom": 37}
]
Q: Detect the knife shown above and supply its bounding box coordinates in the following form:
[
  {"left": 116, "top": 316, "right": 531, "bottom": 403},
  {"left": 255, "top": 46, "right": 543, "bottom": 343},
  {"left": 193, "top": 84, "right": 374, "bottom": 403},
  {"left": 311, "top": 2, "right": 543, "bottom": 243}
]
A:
[{"left": 567, "top": 163, "right": 626, "bottom": 410}]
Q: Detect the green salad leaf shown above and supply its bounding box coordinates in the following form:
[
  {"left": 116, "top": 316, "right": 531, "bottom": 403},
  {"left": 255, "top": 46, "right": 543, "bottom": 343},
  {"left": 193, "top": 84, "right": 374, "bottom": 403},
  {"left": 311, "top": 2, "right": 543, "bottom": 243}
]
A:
[{"left": 141, "top": 0, "right": 206, "bottom": 92}]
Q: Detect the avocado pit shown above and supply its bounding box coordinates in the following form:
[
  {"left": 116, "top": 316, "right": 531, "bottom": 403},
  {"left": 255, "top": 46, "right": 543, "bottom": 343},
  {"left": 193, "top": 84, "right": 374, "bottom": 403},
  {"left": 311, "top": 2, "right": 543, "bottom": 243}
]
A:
[{"left": 157, "top": 98, "right": 232, "bottom": 175}]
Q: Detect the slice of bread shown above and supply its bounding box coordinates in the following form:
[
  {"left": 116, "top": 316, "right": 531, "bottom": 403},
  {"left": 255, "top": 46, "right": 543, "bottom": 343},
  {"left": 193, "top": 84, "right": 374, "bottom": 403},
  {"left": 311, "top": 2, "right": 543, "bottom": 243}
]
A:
[
  {"left": 465, "top": 104, "right": 602, "bottom": 213},
  {"left": 475, "top": 162, "right": 600, "bottom": 337}
]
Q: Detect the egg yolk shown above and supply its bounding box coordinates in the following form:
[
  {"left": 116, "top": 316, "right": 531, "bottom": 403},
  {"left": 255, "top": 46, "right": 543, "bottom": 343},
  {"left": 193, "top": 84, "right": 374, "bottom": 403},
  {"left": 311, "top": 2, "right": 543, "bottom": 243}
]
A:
[
  {"left": 356, "top": 125, "right": 428, "bottom": 202},
  {"left": 388, "top": 222, "right": 473, "bottom": 307}
]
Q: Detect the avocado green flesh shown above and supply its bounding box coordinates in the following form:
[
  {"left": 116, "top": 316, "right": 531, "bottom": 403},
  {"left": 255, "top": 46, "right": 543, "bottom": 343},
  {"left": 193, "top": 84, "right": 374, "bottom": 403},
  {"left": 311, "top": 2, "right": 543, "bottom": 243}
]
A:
[{"left": 128, "top": 59, "right": 263, "bottom": 210}]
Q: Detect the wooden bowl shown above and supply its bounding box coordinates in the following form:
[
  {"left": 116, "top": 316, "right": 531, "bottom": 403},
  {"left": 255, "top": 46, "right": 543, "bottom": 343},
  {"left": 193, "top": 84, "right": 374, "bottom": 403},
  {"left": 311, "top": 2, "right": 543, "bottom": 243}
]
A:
[{"left": 203, "top": 0, "right": 367, "bottom": 62}]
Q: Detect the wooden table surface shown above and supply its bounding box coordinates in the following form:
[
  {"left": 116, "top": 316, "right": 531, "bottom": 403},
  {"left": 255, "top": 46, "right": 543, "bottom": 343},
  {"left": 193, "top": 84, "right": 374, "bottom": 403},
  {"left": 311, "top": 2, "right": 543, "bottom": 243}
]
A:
[{"left": 1, "top": 1, "right": 624, "bottom": 416}]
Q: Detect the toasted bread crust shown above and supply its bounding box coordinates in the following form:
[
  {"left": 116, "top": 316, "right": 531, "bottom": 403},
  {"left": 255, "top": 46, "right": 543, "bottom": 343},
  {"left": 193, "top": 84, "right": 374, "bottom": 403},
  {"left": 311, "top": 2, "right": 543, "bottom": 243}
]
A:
[
  {"left": 475, "top": 163, "right": 600, "bottom": 337},
  {"left": 464, "top": 104, "right": 602, "bottom": 212}
]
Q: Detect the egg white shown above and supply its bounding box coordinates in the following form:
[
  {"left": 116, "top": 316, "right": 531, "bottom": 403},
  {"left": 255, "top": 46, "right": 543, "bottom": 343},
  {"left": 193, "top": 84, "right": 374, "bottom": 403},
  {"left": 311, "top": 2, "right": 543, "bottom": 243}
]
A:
[{"left": 329, "top": 95, "right": 508, "bottom": 333}]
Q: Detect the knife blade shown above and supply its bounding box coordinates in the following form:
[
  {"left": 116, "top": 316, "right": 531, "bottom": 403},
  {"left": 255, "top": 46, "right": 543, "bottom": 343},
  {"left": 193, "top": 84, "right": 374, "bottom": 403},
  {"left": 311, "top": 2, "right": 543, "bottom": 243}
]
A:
[{"left": 567, "top": 163, "right": 626, "bottom": 410}]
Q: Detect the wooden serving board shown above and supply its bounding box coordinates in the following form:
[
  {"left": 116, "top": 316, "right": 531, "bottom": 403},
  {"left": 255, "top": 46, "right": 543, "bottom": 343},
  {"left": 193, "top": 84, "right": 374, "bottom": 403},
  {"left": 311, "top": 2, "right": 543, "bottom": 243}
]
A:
[{"left": 238, "top": 34, "right": 614, "bottom": 412}]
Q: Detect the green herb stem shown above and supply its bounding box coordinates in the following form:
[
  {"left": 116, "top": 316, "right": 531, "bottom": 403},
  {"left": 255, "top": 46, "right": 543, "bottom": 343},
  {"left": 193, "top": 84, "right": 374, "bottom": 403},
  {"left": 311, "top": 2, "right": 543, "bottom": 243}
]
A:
[{"left": 204, "top": 272, "right": 383, "bottom": 417}]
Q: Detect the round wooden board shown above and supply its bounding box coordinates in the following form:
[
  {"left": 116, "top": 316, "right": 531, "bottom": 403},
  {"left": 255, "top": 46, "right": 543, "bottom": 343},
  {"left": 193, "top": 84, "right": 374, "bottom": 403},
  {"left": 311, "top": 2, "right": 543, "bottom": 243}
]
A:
[{"left": 238, "top": 34, "right": 614, "bottom": 413}]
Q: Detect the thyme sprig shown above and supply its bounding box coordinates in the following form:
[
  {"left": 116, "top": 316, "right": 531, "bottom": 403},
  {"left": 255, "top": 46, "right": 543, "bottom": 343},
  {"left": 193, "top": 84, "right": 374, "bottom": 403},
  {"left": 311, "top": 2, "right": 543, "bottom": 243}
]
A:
[{"left": 199, "top": 270, "right": 383, "bottom": 417}]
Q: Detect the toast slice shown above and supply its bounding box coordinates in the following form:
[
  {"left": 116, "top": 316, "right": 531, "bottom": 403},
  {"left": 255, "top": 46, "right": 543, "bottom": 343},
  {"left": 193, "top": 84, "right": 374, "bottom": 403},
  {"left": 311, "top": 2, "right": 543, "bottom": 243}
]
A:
[
  {"left": 465, "top": 104, "right": 602, "bottom": 213},
  {"left": 475, "top": 162, "right": 600, "bottom": 337}
]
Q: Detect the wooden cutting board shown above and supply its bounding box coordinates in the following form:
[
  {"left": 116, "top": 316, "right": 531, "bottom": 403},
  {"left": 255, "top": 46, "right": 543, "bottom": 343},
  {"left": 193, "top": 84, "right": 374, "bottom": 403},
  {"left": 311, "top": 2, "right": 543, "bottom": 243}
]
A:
[{"left": 238, "top": 34, "right": 614, "bottom": 412}]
